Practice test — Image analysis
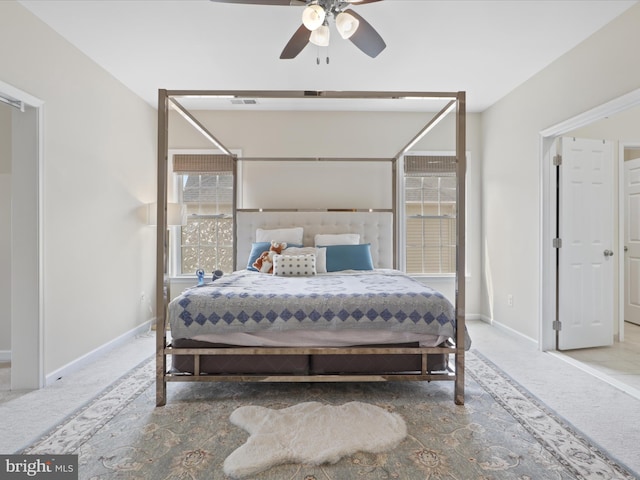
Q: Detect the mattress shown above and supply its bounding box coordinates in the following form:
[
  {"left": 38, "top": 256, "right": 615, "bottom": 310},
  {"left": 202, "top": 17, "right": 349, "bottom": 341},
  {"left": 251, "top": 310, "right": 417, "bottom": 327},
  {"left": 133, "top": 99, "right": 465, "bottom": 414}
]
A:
[{"left": 184, "top": 330, "right": 448, "bottom": 348}]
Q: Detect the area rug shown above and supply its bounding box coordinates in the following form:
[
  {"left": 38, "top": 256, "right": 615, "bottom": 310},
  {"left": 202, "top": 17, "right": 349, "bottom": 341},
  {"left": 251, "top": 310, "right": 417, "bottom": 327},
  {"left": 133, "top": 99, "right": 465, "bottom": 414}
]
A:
[{"left": 21, "top": 351, "right": 637, "bottom": 480}]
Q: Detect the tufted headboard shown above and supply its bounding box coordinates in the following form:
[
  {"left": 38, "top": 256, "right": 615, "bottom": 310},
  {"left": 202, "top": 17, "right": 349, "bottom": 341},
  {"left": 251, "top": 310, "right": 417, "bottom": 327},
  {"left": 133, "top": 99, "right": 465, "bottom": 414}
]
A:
[{"left": 235, "top": 211, "right": 394, "bottom": 270}]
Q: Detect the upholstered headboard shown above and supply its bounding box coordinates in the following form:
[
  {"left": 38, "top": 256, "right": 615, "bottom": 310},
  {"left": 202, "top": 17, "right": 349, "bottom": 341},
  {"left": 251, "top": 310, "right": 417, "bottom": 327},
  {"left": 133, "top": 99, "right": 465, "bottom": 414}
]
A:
[{"left": 236, "top": 211, "right": 394, "bottom": 270}]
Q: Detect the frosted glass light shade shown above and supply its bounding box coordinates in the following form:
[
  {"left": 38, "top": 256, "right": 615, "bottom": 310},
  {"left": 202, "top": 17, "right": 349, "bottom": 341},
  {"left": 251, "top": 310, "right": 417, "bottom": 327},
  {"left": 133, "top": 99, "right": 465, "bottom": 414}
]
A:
[
  {"left": 302, "top": 5, "right": 326, "bottom": 31},
  {"left": 336, "top": 11, "right": 360, "bottom": 39},
  {"left": 309, "top": 24, "right": 330, "bottom": 46}
]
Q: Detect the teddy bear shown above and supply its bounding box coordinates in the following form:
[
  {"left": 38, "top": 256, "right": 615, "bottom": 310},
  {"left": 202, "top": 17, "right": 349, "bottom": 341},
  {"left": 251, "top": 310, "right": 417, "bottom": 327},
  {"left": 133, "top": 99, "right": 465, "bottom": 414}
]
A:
[{"left": 253, "top": 240, "right": 287, "bottom": 273}]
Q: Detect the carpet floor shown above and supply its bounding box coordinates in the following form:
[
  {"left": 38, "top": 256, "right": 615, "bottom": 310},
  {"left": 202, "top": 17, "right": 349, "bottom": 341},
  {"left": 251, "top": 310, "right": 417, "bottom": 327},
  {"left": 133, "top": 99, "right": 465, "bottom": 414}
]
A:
[{"left": 21, "top": 351, "right": 637, "bottom": 480}]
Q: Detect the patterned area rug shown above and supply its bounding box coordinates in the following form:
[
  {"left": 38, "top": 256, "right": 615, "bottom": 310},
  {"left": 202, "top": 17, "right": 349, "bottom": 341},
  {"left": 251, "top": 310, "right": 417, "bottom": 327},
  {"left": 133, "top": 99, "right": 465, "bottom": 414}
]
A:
[{"left": 22, "top": 351, "right": 637, "bottom": 480}]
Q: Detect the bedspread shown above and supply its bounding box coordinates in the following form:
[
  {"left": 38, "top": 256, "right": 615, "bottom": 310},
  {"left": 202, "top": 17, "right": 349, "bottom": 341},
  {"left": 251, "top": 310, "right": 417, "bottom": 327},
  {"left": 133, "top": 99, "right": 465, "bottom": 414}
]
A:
[{"left": 169, "top": 269, "right": 470, "bottom": 349}]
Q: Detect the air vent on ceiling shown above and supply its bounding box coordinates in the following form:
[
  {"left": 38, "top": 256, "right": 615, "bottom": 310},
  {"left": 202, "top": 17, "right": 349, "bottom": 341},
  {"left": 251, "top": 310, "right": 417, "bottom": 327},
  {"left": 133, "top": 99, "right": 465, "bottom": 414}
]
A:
[{"left": 230, "top": 99, "right": 257, "bottom": 105}]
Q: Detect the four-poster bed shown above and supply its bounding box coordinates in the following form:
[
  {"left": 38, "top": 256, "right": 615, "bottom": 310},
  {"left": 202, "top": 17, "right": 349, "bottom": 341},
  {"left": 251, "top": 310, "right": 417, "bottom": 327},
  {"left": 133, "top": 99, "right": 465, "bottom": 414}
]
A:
[{"left": 156, "top": 90, "right": 467, "bottom": 406}]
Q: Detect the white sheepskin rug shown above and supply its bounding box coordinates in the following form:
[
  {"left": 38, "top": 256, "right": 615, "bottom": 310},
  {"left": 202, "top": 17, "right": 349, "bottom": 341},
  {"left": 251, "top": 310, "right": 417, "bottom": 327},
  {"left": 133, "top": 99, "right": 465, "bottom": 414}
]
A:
[{"left": 223, "top": 401, "right": 407, "bottom": 478}]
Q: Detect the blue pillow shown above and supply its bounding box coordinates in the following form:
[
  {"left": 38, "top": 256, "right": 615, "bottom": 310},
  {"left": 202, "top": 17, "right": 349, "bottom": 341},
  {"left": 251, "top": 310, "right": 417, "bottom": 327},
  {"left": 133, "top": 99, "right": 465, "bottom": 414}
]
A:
[
  {"left": 320, "top": 243, "right": 374, "bottom": 272},
  {"left": 247, "top": 242, "right": 271, "bottom": 271},
  {"left": 246, "top": 242, "right": 303, "bottom": 271}
]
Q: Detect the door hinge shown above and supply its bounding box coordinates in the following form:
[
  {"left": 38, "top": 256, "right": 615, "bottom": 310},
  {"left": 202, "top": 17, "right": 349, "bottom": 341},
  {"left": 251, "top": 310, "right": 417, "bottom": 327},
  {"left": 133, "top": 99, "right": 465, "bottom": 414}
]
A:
[
  {"left": 553, "top": 320, "right": 562, "bottom": 331},
  {"left": 553, "top": 154, "right": 562, "bottom": 166},
  {"left": 553, "top": 238, "right": 562, "bottom": 248}
]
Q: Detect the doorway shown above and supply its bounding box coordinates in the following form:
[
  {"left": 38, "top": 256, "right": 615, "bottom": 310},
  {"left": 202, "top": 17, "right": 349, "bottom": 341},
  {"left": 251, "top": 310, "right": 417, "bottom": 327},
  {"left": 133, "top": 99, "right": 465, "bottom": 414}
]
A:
[
  {"left": 541, "top": 88, "right": 640, "bottom": 352},
  {"left": 555, "top": 142, "right": 640, "bottom": 398},
  {"left": 540, "top": 88, "right": 640, "bottom": 395},
  {"left": 0, "top": 80, "right": 44, "bottom": 390}
]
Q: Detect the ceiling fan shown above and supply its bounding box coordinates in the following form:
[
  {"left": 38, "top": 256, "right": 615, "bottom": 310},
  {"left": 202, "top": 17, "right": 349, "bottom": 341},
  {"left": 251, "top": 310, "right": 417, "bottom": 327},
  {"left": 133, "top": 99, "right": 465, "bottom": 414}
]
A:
[{"left": 210, "top": 0, "right": 386, "bottom": 60}]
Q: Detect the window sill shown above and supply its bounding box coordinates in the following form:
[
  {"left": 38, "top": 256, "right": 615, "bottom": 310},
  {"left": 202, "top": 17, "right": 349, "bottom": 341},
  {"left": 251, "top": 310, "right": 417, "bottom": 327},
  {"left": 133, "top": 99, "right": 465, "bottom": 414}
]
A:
[{"left": 409, "top": 273, "right": 470, "bottom": 281}]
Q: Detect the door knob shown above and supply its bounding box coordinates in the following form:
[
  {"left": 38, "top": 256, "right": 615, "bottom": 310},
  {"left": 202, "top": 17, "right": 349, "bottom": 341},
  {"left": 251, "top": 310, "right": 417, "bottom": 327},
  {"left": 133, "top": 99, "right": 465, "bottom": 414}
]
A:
[{"left": 604, "top": 249, "right": 614, "bottom": 257}]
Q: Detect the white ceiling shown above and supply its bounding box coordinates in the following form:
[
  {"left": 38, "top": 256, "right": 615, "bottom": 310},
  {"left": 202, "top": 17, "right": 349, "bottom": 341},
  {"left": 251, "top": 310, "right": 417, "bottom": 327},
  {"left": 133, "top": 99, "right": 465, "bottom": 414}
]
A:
[{"left": 18, "top": 0, "right": 638, "bottom": 112}]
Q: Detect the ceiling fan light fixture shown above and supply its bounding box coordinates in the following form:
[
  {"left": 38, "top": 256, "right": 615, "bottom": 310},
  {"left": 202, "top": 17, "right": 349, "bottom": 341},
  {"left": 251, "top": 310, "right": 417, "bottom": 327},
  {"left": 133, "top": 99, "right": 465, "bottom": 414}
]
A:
[
  {"left": 302, "top": 4, "right": 326, "bottom": 31},
  {"left": 335, "top": 11, "right": 360, "bottom": 39},
  {"left": 309, "top": 24, "right": 330, "bottom": 46}
]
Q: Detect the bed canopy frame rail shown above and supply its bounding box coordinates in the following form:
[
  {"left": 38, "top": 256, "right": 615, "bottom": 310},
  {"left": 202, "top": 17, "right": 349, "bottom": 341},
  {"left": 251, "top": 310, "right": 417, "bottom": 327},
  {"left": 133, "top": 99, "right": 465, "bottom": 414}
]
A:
[{"left": 156, "top": 89, "right": 466, "bottom": 406}]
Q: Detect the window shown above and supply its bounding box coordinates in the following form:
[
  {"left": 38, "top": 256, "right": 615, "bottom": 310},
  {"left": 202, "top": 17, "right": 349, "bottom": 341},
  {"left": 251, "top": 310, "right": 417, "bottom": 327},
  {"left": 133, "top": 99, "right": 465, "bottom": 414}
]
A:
[
  {"left": 173, "top": 154, "right": 234, "bottom": 275},
  {"left": 404, "top": 155, "right": 457, "bottom": 274}
]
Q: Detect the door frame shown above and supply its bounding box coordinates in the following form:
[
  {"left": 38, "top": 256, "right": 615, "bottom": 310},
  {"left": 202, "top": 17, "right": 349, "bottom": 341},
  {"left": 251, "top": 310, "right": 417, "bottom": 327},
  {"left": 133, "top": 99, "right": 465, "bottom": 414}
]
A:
[
  {"left": 620, "top": 143, "right": 640, "bottom": 339},
  {"left": 539, "top": 88, "right": 640, "bottom": 352},
  {"left": 0, "top": 79, "right": 45, "bottom": 388}
]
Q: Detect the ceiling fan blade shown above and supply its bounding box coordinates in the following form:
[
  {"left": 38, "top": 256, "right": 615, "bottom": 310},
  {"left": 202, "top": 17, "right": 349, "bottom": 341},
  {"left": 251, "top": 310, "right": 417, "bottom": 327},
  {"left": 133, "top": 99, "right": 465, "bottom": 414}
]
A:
[
  {"left": 209, "top": 0, "right": 305, "bottom": 5},
  {"left": 280, "top": 24, "right": 311, "bottom": 59},
  {"left": 345, "top": 9, "right": 386, "bottom": 58}
]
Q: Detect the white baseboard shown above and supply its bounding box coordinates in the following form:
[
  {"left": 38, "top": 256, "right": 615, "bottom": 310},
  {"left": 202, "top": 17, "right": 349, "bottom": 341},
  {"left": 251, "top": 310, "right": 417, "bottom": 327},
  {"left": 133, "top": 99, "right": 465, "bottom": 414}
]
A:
[
  {"left": 0, "top": 350, "right": 10, "bottom": 362},
  {"left": 489, "top": 318, "right": 538, "bottom": 348},
  {"left": 469, "top": 313, "right": 539, "bottom": 344},
  {"left": 45, "top": 320, "right": 153, "bottom": 386}
]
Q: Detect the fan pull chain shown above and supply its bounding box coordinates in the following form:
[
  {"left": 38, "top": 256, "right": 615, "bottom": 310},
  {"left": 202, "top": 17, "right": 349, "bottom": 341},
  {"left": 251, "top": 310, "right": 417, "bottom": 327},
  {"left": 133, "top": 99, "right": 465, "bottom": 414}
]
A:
[{"left": 316, "top": 45, "right": 330, "bottom": 66}]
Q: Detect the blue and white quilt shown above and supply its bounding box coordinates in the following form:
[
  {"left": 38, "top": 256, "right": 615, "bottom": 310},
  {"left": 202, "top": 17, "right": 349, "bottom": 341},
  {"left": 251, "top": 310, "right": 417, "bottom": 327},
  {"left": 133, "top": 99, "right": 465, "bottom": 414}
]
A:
[{"left": 169, "top": 269, "right": 470, "bottom": 349}]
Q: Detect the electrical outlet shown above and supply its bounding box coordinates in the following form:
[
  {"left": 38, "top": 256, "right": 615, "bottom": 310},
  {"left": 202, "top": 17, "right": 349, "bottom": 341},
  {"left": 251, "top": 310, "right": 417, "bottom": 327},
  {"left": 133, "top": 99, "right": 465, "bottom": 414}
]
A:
[{"left": 507, "top": 294, "right": 514, "bottom": 307}]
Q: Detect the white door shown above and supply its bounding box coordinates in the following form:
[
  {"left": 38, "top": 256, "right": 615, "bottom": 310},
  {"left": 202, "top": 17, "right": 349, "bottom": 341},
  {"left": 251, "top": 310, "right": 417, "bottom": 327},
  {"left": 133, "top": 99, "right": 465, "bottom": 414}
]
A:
[
  {"left": 558, "top": 137, "right": 614, "bottom": 350},
  {"left": 624, "top": 157, "right": 640, "bottom": 326}
]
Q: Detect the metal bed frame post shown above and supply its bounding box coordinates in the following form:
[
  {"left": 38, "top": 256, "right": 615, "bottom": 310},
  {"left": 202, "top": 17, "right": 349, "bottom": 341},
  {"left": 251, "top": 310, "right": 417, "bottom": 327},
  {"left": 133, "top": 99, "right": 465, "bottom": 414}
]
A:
[
  {"left": 454, "top": 91, "right": 466, "bottom": 405},
  {"left": 156, "top": 89, "right": 169, "bottom": 407}
]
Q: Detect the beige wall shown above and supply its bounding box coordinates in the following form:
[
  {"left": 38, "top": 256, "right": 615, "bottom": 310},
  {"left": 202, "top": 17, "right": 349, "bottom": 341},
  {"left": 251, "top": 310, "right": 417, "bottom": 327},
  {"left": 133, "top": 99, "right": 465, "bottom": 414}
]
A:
[
  {"left": 0, "top": 102, "right": 11, "bottom": 355},
  {"left": 569, "top": 104, "right": 640, "bottom": 143},
  {"left": 239, "top": 160, "right": 393, "bottom": 210},
  {"left": 0, "top": 1, "right": 157, "bottom": 377},
  {"left": 169, "top": 110, "right": 461, "bottom": 157},
  {"left": 481, "top": 3, "right": 640, "bottom": 341},
  {"left": 169, "top": 109, "right": 483, "bottom": 315},
  {"left": 626, "top": 148, "right": 640, "bottom": 161}
]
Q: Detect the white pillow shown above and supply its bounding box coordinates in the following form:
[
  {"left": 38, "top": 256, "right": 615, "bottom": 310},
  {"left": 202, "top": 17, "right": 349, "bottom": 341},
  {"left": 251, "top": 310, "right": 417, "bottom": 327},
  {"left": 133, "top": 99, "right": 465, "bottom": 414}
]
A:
[
  {"left": 272, "top": 254, "right": 317, "bottom": 276},
  {"left": 284, "top": 246, "right": 327, "bottom": 273},
  {"left": 314, "top": 233, "right": 360, "bottom": 246},
  {"left": 256, "top": 227, "right": 303, "bottom": 245}
]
